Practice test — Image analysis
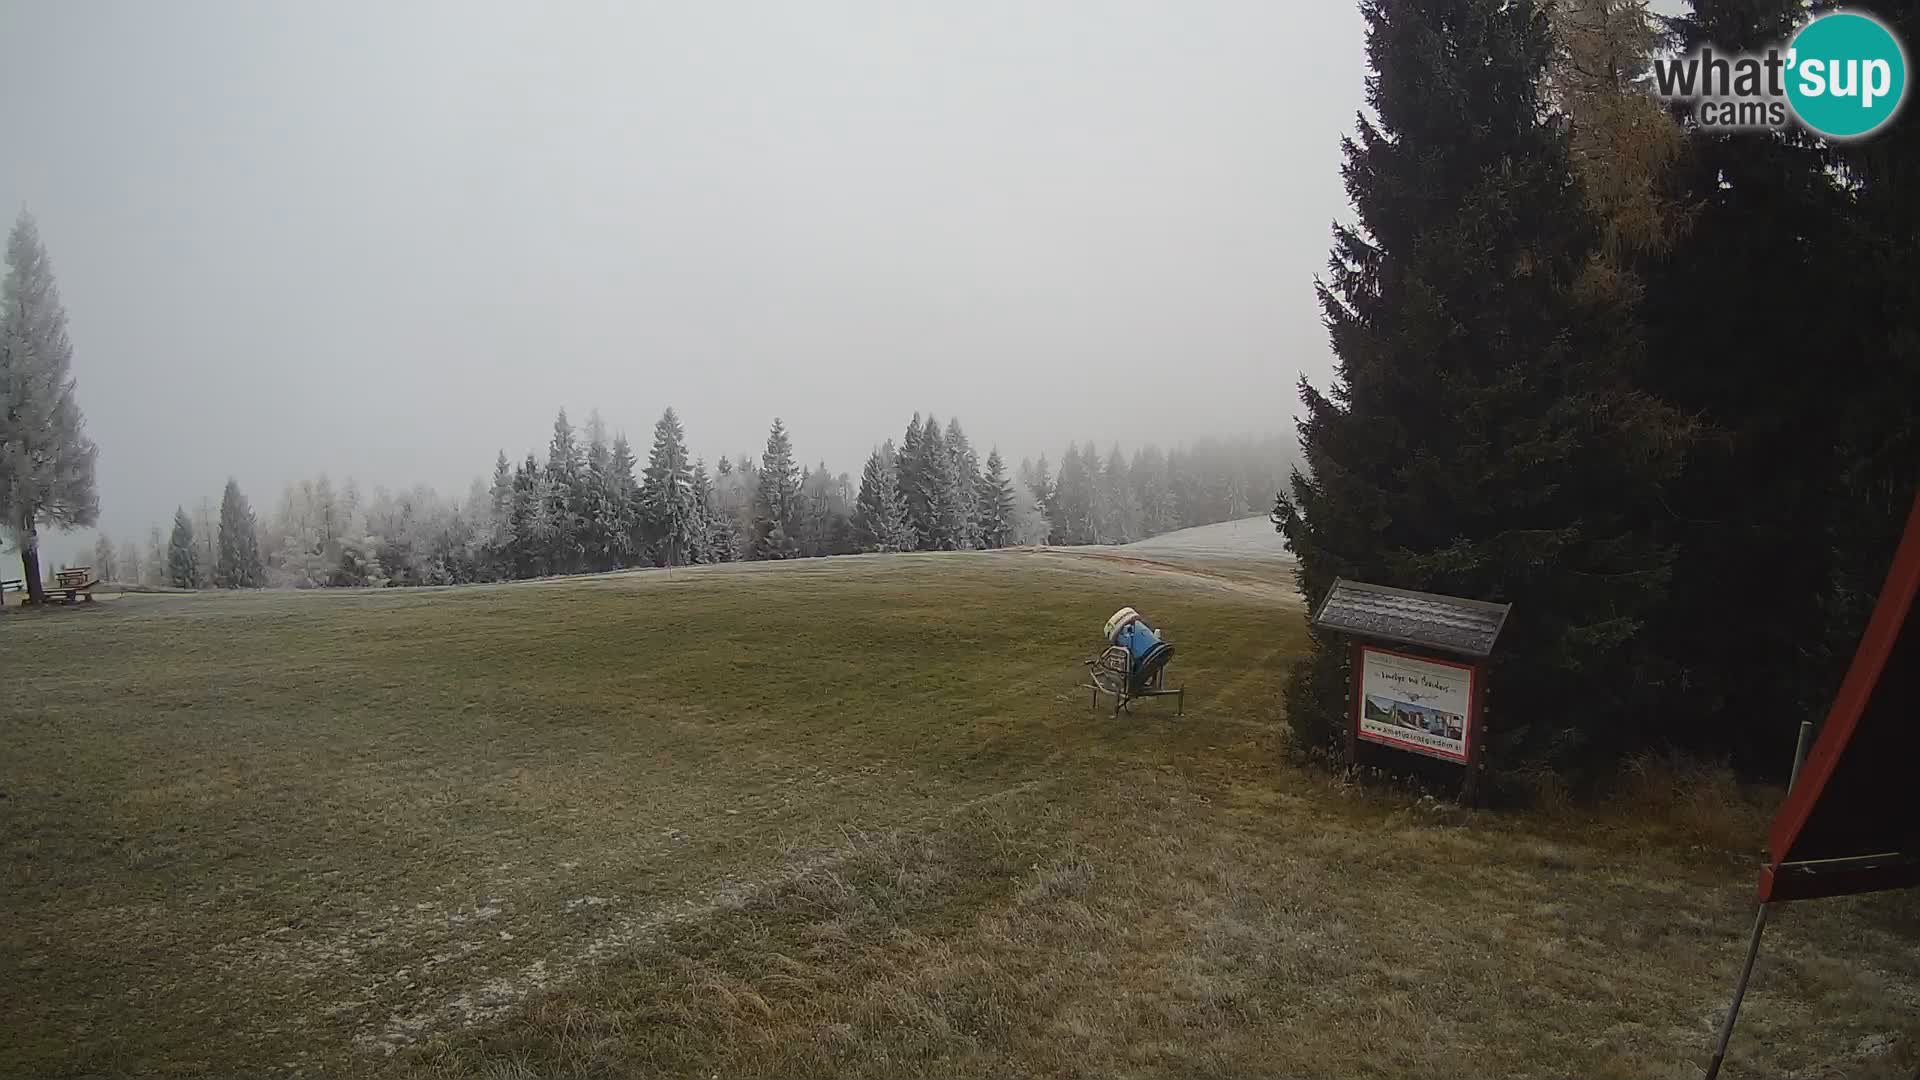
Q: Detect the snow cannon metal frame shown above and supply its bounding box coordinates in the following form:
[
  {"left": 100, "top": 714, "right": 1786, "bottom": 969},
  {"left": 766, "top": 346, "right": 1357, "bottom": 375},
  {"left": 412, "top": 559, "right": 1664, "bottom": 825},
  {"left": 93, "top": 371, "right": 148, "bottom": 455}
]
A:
[{"left": 1083, "top": 607, "right": 1184, "bottom": 717}]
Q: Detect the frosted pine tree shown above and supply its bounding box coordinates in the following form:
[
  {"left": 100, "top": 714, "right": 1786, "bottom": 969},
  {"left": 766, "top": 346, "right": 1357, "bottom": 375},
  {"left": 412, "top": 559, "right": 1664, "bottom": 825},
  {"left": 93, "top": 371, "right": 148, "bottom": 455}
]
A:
[
  {"left": 894, "top": 413, "right": 930, "bottom": 547},
  {"left": 144, "top": 525, "right": 165, "bottom": 586},
  {"left": 944, "top": 418, "right": 983, "bottom": 549},
  {"left": 752, "top": 418, "right": 801, "bottom": 560},
  {"left": 166, "top": 507, "right": 199, "bottom": 588},
  {"left": 855, "top": 442, "right": 914, "bottom": 552},
  {"left": 1132, "top": 446, "right": 1177, "bottom": 537},
  {"left": 1011, "top": 479, "right": 1052, "bottom": 545},
  {"left": 91, "top": 533, "right": 116, "bottom": 581},
  {"left": 193, "top": 496, "right": 217, "bottom": 582},
  {"left": 1050, "top": 445, "right": 1094, "bottom": 544},
  {"left": 580, "top": 410, "right": 613, "bottom": 570},
  {"left": 487, "top": 451, "right": 514, "bottom": 578},
  {"left": 689, "top": 458, "right": 727, "bottom": 563},
  {"left": 544, "top": 410, "right": 584, "bottom": 573},
  {"left": 1020, "top": 454, "right": 1053, "bottom": 527},
  {"left": 712, "top": 454, "right": 755, "bottom": 561},
  {"left": 979, "top": 449, "right": 1016, "bottom": 548},
  {"left": 600, "top": 434, "right": 637, "bottom": 568},
  {"left": 1, "top": 212, "right": 99, "bottom": 604},
  {"left": 215, "top": 478, "right": 264, "bottom": 587},
  {"left": 1101, "top": 445, "right": 1142, "bottom": 543},
  {"left": 639, "top": 407, "right": 701, "bottom": 567}
]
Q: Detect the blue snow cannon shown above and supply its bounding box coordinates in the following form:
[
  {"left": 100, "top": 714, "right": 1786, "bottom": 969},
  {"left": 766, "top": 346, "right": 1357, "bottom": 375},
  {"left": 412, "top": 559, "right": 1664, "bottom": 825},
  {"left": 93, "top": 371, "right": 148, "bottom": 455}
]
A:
[{"left": 1105, "top": 607, "right": 1176, "bottom": 691}]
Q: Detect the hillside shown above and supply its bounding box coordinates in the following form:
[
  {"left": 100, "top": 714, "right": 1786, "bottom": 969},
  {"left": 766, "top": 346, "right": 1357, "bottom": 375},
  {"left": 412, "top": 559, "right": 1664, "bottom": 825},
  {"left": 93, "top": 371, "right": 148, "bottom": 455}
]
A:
[{"left": 1, "top": 553, "right": 1912, "bottom": 1078}]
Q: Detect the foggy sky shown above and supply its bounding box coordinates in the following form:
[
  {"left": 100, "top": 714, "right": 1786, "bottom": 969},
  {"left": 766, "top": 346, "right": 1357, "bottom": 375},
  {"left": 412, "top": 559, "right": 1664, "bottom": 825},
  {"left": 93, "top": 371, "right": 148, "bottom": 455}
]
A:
[{"left": 0, "top": 1, "right": 1366, "bottom": 548}]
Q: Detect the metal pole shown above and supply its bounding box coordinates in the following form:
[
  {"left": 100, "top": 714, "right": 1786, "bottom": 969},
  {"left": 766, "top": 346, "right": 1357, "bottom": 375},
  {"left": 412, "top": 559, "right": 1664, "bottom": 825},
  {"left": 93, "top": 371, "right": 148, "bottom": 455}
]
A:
[
  {"left": 1703, "top": 720, "right": 1816, "bottom": 1080},
  {"left": 1788, "top": 719, "right": 1813, "bottom": 791},
  {"left": 1703, "top": 905, "right": 1769, "bottom": 1080}
]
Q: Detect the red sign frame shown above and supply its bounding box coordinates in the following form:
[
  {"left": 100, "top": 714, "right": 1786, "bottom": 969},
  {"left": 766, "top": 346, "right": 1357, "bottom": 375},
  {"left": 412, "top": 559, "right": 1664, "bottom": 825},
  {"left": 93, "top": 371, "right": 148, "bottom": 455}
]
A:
[{"left": 1349, "top": 642, "right": 1482, "bottom": 766}]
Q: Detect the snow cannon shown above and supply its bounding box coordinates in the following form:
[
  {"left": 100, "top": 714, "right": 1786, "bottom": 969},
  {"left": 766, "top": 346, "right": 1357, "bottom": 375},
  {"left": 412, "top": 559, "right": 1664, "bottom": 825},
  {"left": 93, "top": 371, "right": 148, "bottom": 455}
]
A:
[
  {"left": 1095, "top": 606, "right": 1179, "bottom": 697},
  {"left": 1105, "top": 607, "right": 1176, "bottom": 690},
  {"left": 1083, "top": 607, "right": 1184, "bottom": 715}
]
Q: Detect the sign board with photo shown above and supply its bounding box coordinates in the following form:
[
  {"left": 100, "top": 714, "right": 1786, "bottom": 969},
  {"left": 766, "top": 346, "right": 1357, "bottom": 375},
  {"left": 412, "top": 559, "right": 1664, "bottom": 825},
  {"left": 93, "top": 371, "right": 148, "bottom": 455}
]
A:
[
  {"left": 1310, "top": 578, "right": 1509, "bottom": 802},
  {"left": 1354, "top": 646, "right": 1475, "bottom": 764}
]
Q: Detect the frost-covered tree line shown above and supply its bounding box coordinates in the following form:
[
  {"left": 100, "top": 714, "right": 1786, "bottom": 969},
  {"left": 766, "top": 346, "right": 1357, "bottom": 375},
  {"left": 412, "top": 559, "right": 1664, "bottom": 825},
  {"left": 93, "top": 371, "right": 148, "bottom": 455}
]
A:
[
  {"left": 95, "top": 410, "right": 1291, "bottom": 589},
  {"left": 1020, "top": 434, "right": 1292, "bottom": 546}
]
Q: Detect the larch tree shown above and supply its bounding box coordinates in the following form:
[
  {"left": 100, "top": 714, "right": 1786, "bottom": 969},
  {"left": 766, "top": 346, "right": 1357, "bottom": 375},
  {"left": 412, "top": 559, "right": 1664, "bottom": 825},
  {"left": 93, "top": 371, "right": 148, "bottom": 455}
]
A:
[
  {"left": 752, "top": 418, "right": 801, "bottom": 560},
  {"left": 166, "top": 507, "right": 199, "bottom": 588},
  {"left": 1274, "top": 0, "right": 1689, "bottom": 773},
  {"left": 0, "top": 211, "right": 99, "bottom": 605},
  {"left": 639, "top": 407, "right": 701, "bottom": 567},
  {"left": 215, "top": 478, "right": 264, "bottom": 588},
  {"left": 855, "top": 442, "right": 915, "bottom": 552}
]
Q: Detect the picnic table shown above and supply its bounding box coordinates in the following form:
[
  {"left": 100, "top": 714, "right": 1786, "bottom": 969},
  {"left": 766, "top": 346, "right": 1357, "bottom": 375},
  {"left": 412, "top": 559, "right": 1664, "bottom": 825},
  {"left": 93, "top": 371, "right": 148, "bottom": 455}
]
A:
[{"left": 9, "top": 567, "right": 101, "bottom": 605}]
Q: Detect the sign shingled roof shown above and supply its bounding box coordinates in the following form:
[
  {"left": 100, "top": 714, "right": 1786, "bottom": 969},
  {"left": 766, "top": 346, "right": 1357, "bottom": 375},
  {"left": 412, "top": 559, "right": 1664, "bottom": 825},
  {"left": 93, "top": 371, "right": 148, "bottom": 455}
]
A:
[{"left": 1310, "top": 578, "right": 1511, "bottom": 658}]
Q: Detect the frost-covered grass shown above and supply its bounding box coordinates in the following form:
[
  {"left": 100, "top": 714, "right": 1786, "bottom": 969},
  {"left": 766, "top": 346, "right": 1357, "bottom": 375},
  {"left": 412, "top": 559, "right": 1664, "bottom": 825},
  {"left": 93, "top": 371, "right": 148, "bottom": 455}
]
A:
[{"left": 3, "top": 552, "right": 1916, "bottom": 1079}]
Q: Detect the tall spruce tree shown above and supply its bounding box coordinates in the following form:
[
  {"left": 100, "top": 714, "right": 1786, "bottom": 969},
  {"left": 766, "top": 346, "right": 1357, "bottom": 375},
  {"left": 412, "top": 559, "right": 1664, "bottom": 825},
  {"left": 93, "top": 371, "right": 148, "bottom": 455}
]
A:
[
  {"left": 1627, "top": 0, "right": 1867, "bottom": 769},
  {"left": 1273, "top": 0, "right": 1688, "bottom": 773},
  {"left": 753, "top": 418, "right": 801, "bottom": 560},
  {"left": 979, "top": 448, "right": 1016, "bottom": 549},
  {"left": 1101, "top": 445, "right": 1141, "bottom": 544},
  {"left": 895, "top": 413, "right": 930, "bottom": 547},
  {"left": 215, "top": 478, "right": 264, "bottom": 588},
  {"left": 913, "top": 417, "right": 967, "bottom": 550},
  {"left": 1133, "top": 446, "right": 1177, "bottom": 537},
  {"left": 91, "top": 532, "right": 116, "bottom": 582},
  {"left": 145, "top": 525, "right": 164, "bottom": 587},
  {"left": 1050, "top": 444, "right": 1094, "bottom": 544},
  {"left": 640, "top": 407, "right": 700, "bottom": 567},
  {"left": 166, "top": 507, "right": 199, "bottom": 589},
  {"left": 487, "top": 451, "right": 514, "bottom": 578},
  {"left": 579, "top": 410, "right": 613, "bottom": 571},
  {"left": 855, "top": 442, "right": 915, "bottom": 552},
  {"left": 1, "top": 212, "right": 99, "bottom": 605},
  {"left": 1024, "top": 454, "right": 1053, "bottom": 529},
  {"left": 606, "top": 433, "right": 640, "bottom": 568},
  {"left": 544, "top": 410, "right": 583, "bottom": 574},
  {"left": 691, "top": 458, "right": 729, "bottom": 563},
  {"left": 509, "top": 454, "right": 543, "bottom": 578},
  {"left": 1819, "top": 1, "right": 1920, "bottom": 741},
  {"left": 945, "top": 417, "right": 983, "bottom": 549}
]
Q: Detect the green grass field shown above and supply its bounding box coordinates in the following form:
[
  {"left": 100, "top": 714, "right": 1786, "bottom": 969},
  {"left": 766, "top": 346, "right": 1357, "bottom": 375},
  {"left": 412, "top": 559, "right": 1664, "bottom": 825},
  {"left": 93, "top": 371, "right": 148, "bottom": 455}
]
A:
[{"left": 3, "top": 552, "right": 1916, "bottom": 1078}]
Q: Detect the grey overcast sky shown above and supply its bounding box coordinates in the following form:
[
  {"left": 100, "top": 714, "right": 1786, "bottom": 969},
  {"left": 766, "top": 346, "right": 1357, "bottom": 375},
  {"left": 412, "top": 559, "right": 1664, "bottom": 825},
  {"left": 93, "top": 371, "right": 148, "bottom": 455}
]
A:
[{"left": 1, "top": 1, "right": 1368, "bottom": 546}]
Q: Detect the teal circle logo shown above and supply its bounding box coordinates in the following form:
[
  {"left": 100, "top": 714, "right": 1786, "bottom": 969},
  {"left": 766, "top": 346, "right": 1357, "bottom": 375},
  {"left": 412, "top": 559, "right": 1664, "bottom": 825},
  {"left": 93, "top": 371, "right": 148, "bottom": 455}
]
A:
[{"left": 1786, "top": 11, "right": 1908, "bottom": 139}]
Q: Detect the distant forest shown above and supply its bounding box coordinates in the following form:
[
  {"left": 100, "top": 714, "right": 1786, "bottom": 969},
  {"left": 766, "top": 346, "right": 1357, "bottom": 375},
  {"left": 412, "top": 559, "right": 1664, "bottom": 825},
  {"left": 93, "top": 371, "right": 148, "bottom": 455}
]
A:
[{"left": 76, "top": 415, "right": 1292, "bottom": 591}]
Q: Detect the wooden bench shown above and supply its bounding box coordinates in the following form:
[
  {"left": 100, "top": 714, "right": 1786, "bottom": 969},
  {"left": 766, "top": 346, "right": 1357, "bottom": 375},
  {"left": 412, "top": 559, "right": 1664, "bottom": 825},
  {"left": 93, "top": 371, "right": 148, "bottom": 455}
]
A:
[{"left": 49, "top": 566, "right": 98, "bottom": 605}]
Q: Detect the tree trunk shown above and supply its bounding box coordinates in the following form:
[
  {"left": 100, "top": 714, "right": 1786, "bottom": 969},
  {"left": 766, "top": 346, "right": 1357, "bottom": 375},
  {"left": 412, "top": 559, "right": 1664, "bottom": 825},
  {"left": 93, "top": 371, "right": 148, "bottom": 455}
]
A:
[{"left": 20, "top": 526, "right": 45, "bottom": 606}]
